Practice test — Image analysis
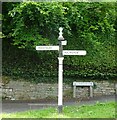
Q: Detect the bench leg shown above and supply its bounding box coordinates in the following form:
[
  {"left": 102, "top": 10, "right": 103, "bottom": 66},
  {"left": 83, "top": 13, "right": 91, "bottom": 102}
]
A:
[
  {"left": 90, "top": 86, "right": 93, "bottom": 97},
  {"left": 73, "top": 86, "right": 76, "bottom": 98}
]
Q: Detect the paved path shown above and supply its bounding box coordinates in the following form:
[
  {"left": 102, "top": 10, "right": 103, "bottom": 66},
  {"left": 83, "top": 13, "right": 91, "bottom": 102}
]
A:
[{"left": 1, "top": 95, "right": 115, "bottom": 113}]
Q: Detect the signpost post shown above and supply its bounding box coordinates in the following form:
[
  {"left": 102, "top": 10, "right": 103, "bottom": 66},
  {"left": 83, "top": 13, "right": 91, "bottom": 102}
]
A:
[{"left": 36, "top": 27, "right": 86, "bottom": 113}]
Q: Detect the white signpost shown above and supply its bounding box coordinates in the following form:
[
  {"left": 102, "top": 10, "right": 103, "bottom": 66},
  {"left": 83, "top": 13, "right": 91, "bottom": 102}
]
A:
[{"left": 36, "top": 27, "right": 86, "bottom": 113}]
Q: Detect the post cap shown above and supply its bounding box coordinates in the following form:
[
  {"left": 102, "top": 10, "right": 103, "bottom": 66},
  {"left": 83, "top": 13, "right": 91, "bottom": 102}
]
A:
[
  {"left": 58, "top": 27, "right": 64, "bottom": 41},
  {"left": 59, "top": 27, "right": 63, "bottom": 32}
]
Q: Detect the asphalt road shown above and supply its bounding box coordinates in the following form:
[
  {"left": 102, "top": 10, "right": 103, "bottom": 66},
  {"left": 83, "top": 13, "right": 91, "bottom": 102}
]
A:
[{"left": 1, "top": 95, "right": 115, "bottom": 113}]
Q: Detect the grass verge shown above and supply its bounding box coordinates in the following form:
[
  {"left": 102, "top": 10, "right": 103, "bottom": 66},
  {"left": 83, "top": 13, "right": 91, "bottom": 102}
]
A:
[{"left": 1, "top": 101, "right": 116, "bottom": 118}]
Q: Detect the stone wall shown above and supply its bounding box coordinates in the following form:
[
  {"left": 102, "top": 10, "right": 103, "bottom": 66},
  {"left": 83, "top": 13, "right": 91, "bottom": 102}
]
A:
[{"left": 1, "top": 78, "right": 116, "bottom": 100}]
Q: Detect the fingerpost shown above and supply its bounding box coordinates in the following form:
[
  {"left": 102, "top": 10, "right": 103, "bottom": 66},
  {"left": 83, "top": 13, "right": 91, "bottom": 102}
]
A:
[{"left": 36, "top": 27, "right": 86, "bottom": 113}]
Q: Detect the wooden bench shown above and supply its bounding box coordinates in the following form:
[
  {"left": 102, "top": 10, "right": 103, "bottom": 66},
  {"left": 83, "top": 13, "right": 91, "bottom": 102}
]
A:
[{"left": 73, "top": 82, "right": 94, "bottom": 98}]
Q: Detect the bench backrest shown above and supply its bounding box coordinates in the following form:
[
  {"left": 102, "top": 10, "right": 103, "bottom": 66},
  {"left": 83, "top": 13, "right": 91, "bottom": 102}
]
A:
[{"left": 73, "top": 82, "right": 93, "bottom": 86}]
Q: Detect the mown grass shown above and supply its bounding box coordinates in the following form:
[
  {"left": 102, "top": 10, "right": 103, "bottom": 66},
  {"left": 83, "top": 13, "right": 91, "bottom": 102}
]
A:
[{"left": 1, "top": 101, "right": 116, "bottom": 118}]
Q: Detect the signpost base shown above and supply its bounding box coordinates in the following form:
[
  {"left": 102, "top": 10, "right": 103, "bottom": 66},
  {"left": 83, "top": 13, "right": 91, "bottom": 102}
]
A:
[{"left": 58, "top": 105, "right": 63, "bottom": 114}]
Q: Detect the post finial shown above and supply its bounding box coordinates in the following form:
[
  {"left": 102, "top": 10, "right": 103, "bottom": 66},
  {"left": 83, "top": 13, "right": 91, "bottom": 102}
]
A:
[{"left": 58, "top": 27, "right": 64, "bottom": 41}]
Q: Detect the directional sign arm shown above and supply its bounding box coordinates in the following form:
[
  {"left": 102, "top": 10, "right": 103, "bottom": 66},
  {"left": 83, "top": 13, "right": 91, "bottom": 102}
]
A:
[
  {"left": 36, "top": 46, "right": 59, "bottom": 51},
  {"left": 63, "top": 50, "right": 86, "bottom": 56}
]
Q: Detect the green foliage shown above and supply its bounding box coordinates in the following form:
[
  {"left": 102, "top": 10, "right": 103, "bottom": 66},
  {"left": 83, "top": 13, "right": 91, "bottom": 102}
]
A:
[
  {"left": 2, "top": 2, "right": 117, "bottom": 81},
  {"left": 3, "top": 2, "right": 71, "bottom": 49},
  {"left": 2, "top": 39, "right": 58, "bottom": 83},
  {"left": 3, "top": 2, "right": 115, "bottom": 48},
  {"left": 2, "top": 39, "right": 116, "bottom": 83}
]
